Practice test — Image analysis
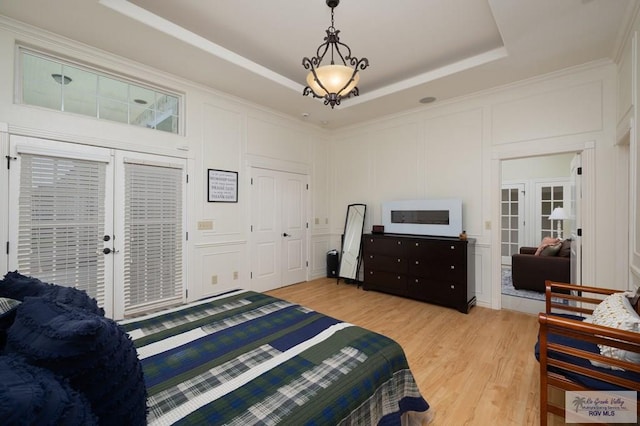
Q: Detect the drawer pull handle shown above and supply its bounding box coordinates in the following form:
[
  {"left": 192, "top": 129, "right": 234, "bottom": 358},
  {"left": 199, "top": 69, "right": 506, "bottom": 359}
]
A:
[
  {"left": 397, "top": 276, "right": 401, "bottom": 280},
  {"left": 415, "top": 260, "right": 419, "bottom": 265},
  {"left": 450, "top": 284, "right": 455, "bottom": 289},
  {"left": 397, "top": 241, "right": 402, "bottom": 245},
  {"left": 397, "top": 258, "right": 401, "bottom": 262},
  {"left": 415, "top": 279, "right": 419, "bottom": 283},
  {"left": 450, "top": 245, "right": 455, "bottom": 250},
  {"left": 370, "top": 255, "right": 374, "bottom": 259},
  {"left": 415, "top": 242, "right": 419, "bottom": 246},
  {"left": 450, "top": 265, "right": 455, "bottom": 269}
]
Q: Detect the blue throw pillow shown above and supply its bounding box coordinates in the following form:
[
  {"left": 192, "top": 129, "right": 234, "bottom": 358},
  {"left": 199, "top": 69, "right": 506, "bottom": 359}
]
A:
[
  {"left": 0, "top": 354, "right": 97, "bottom": 425},
  {"left": 0, "top": 271, "right": 104, "bottom": 316},
  {"left": 6, "top": 297, "right": 147, "bottom": 425},
  {"left": 0, "top": 271, "right": 48, "bottom": 300}
]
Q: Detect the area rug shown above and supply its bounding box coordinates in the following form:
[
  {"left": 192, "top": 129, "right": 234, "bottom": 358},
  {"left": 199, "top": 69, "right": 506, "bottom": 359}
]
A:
[{"left": 501, "top": 266, "right": 545, "bottom": 301}]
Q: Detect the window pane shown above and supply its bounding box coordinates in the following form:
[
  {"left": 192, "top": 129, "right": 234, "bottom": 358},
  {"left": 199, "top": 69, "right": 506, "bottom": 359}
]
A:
[
  {"left": 20, "top": 49, "right": 180, "bottom": 135},
  {"left": 99, "top": 98, "right": 128, "bottom": 123},
  {"left": 541, "top": 187, "right": 551, "bottom": 200},
  {"left": 553, "top": 186, "right": 563, "bottom": 199},
  {"left": 99, "top": 76, "right": 128, "bottom": 101},
  {"left": 22, "top": 53, "right": 63, "bottom": 110},
  {"left": 130, "top": 85, "right": 154, "bottom": 107},
  {"left": 157, "top": 94, "right": 178, "bottom": 114},
  {"left": 131, "top": 105, "right": 155, "bottom": 128},
  {"left": 157, "top": 115, "right": 178, "bottom": 133},
  {"left": 63, "top": 65, "right": 97, "bottom": 116}
]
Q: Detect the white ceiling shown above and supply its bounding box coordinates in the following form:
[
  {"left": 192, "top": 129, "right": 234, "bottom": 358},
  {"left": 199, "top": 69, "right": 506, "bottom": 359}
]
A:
[{"left": 0, "top": 0, "right": 637, "bottom": 129}]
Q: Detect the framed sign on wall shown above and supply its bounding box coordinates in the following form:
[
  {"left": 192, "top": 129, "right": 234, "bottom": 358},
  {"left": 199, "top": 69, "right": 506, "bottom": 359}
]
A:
[{"left": 208, "top": 169, "right": 238, "bottom": 202}]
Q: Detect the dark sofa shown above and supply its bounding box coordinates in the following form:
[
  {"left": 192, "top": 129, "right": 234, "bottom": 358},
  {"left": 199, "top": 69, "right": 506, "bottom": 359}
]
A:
[{"left": 511, "top": 240, "right": 570, "bottom": 293}]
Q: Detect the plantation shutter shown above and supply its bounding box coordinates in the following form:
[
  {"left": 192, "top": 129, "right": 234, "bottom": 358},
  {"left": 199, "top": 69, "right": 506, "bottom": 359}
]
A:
[
  {"left": 123, "top": 160, "right": 183, "bottom": 314},
  {"left": 17, "top": 153, "right": 107, "bottom": 306}
]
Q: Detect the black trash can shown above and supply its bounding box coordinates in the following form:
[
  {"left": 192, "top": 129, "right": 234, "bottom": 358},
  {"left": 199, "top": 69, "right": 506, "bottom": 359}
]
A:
[{"left": 326, "top": 249, "right": 339, "bottom": 278}]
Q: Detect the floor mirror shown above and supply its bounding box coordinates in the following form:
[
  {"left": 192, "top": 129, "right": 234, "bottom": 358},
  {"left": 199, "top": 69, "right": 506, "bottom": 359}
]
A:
[{"left": 338, "top": 203, "right": 366, "bottom": 284}]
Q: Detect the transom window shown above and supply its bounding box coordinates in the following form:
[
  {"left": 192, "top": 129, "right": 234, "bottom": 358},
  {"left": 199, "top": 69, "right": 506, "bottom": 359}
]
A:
[{"left": 18, "top": 48, "right": 181, "bottom": 134}]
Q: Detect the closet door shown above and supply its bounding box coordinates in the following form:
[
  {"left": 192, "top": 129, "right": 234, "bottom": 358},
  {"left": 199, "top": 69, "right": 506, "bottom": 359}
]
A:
[
  {"left": 8, "top": 136, "right": 114, "bottom": 313},
  {"left": 250, "top": 168, "right": 307, "bottom": 293}
]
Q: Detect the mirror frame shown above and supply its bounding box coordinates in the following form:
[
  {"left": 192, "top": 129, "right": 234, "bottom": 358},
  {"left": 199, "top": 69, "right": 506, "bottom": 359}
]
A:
[{"left": 338, "top": 203, "right": 366, "bottom": 283}]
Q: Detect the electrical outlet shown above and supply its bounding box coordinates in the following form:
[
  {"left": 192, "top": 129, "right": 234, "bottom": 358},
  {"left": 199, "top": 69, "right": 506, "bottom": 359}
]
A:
[
  {"left": 211, "top": 275, "right": 218, "bottom": 285},
  {"left": 233, "top": 271, "right": 238, "bottom": 280}
]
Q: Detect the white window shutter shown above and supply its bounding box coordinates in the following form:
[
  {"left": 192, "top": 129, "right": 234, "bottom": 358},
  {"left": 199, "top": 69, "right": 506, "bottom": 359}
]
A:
[
  {"left": 123, "top": 161, "right": 183, "bottom": 314},
  {"left": 17, "top": 153, "right": 106, "bottom": 305}
]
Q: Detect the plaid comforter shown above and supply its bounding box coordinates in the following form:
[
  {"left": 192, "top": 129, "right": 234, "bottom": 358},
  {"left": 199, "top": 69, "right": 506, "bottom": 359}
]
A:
[{"left": 120, "top": 289, "right": 430, "bottom": 425}]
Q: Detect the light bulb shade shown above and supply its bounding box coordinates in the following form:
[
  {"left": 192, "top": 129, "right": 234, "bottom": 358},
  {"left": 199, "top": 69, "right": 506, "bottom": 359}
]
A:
[
  {"left": 548, "top": 207, "right": 568, "bottom": 220},
  {"left": 306, "top": 65, "right": 359, "bottom": 97}
]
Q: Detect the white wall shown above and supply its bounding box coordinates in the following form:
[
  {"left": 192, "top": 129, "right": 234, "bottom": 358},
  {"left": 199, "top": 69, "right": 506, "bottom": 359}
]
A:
[
  {"left": 501, "top": 154, "right": 574, "bottom": 181},
  {"left": 618, "top": 13, "right": 640, "bottom": 292},
  {"left": 0, "top": 17, "right": 329, "bottom": 303},
  {"left": 326, "top": 61, "right": 624, "bottom": 309},
  {"left": 0, "top": 14, "right": 635, "bottom": 312}
]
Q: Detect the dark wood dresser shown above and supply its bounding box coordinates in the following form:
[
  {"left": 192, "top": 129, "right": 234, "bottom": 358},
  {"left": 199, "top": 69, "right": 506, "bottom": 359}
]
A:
[{"left": 362, "top": 233, "right": 476, "bottom": 313}]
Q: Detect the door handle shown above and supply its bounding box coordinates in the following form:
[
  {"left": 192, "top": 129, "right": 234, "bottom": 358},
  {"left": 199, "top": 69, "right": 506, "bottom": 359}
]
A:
[
  {"left": 283, "top": 233, "right": 290, "bottom": 237},
  {"left": 99, "top": 248, "right": 120, "bottom": 255}
]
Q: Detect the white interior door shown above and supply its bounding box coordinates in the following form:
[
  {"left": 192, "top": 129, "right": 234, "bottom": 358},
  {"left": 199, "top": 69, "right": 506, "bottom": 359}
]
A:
[
  {"left": 570, "top": 153, "right": 582, "bottom": 284},
  {"left": 8, "top": 136, "right": 186, "bottom": 319},
  {"left": 250, "top": 168, "right": 307, "bottom": 292}
]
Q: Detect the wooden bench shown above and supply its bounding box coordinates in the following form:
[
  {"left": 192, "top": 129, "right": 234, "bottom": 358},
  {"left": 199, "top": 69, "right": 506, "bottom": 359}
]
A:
[{"left": 537, "top": 280, "right": 640, "bottom": 425}]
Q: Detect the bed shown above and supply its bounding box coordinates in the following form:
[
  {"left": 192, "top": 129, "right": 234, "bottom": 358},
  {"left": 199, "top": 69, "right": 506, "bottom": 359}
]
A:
[
  {"left": 0, "top": 271, "right": 431, "bottom": 425},
  {"left": 119, "top": 289, "right": 431, "bottom": 425}
]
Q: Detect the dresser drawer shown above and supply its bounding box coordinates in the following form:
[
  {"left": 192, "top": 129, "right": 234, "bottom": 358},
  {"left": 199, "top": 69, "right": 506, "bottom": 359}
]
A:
[
  {"left": 407, "top": 239, "right": 465, "bottom": 261},
  {"left": 421, "top": 279, "right": 465, "bottom": 308},
  {"left": 364, "top": 270, "right": 408, "bottom": 295},
  {"left": 364, "top": 253, "right": 407, "bottom": 273},
  {"left": 408, "top": 259, "right": 466, "bottom": 282},
  {"left": 364, "top": 236, "right": 407, "bottom": 255}
]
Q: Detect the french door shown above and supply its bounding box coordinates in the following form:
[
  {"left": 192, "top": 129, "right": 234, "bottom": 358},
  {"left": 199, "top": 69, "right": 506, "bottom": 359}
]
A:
[
  {"left": 8, "top": 136, "right": 186, "bottom": 319},
  {"left": 500, "top": 183, "right": 525, "bottom": 265},
  {"left": 250, "top": 168, "right": 307, "bottom": 292}
]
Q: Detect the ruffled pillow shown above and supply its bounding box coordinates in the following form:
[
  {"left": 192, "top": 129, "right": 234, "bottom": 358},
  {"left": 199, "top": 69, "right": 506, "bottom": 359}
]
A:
[
  {"left": 0, "top": 354, "right": 97, "bottom": 425},
  {"left": 6, "top": 297, "right": 147, "bottom": 425},
  {"left": 586, "top": 292, "right": 640, "bottom": 370},
  {"left": 0, "top": 271, "right": 104, "bottom": 316},
  {"left": 0, "top": 271, "right": 48, "bottom": 300}
]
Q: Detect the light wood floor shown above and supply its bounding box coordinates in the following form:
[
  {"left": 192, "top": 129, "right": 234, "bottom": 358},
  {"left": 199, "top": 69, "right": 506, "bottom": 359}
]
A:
[{"left": 267, "top": 278, "right": 544, "bottom": 425}]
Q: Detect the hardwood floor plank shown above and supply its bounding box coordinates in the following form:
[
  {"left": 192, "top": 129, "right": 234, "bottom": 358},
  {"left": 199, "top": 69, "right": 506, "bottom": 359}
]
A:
[{"left": 267, "top": 278, "right": 543, "bottom": 425}]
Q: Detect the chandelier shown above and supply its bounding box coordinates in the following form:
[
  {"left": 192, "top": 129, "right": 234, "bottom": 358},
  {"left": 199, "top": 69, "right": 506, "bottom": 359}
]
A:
[{"left": 302, "top": 0, "right": 369, "bottom": 108}]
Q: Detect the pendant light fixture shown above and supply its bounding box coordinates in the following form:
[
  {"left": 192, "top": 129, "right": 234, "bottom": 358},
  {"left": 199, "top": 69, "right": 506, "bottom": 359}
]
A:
[{"left": 302, "top": 0, "right": 369, "bottom": 108}]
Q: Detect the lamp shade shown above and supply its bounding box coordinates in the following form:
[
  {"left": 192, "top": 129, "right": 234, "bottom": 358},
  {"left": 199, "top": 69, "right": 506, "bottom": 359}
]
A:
[
  {"left": 306, "top": 65, "right": 359, "bottom": 97},
  {"left": 548, "top": 207, "right": 568, "bottom": 220}
]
